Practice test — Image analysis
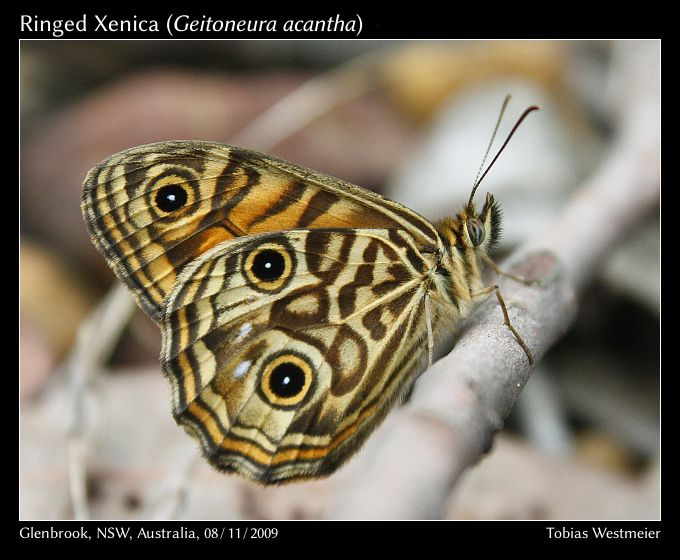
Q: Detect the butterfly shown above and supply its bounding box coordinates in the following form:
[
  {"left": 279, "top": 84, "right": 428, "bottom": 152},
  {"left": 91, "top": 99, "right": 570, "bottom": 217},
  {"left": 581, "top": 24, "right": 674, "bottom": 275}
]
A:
[{"left": 81, "top": 101, "right": 537, "bottom": 484}]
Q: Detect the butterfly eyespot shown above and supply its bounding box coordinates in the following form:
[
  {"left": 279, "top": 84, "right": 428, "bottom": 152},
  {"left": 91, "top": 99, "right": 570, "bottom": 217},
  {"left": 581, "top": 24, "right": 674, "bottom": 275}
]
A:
[
  {"left": 259, "top": 354, "right": 314, "bottom": 408},
  {"left": 252, "top": 249, "right": 285, "bottom": 281},
  {"left": 155, "top": 184, "right": 188, "bottom": 212},
  {"left": 244, "top": 243, "right": 295, "bottom": 292},
  {"left": 467, "top": 218, "right": 486, "bottom": 247}
]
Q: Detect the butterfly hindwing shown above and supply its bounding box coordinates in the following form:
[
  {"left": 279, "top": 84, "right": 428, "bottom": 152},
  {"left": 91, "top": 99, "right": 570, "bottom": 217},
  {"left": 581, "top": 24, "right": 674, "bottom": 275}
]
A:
[
  {"left": 82, "top": 141, "right": 440, "bottom": 322},
  {"left": 160, "top": 228, "right": 437, "bottom": 483}
]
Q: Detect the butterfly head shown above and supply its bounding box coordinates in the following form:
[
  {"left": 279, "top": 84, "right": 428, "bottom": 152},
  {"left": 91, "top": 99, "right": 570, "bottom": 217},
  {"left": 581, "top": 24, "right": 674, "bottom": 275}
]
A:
[
  {"left": 439, "top": 100, "right": 537, "bottom": 258},
  {"left": 438, "top": 192, "right": 502, "bottom": 257},
  {"left": 467, "top": 192, "right": 502, "bottom": 251}
]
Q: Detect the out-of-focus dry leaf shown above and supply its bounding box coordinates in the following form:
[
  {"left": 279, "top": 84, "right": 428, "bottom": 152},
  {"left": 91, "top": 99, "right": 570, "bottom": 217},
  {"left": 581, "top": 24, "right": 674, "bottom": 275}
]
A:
[
  {"left": 447, "top": 435, "right": 659, "bottom": 520},
  {"left": 20, "top": 240, "right": 95, "bottom": 356},
  {"left": 382, "top": 41, "right": 567, "bottom": 121},
  {"left": 575, "top": 430, "right": 639, "bottom": 475},
  {"left": 20, "top": 316, "right": 56, "bottom": 399}
]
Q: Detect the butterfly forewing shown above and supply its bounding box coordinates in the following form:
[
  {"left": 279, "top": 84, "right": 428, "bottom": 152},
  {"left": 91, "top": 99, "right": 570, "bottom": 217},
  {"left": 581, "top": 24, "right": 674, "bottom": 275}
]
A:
[
  {"left": 160, "top": 228, "right": 438, "bottom": 483},
  {"left": 82, "top": 141, "right": 440, "bottom": 321}
]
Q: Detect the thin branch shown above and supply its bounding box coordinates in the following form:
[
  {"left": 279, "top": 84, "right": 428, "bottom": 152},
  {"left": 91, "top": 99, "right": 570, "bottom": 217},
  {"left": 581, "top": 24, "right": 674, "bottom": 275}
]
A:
[
  {"left": 326, "top": 42, "right": 659, "bottom": 519},
  {"left": 232, "top": 50, "right": 382, "bottom": 150},
  {"left": 148, "top": 454, "right": 202, "bottom": 520},
  {"left": 65, "top": 284, "right": 136, "bottom": 519}
]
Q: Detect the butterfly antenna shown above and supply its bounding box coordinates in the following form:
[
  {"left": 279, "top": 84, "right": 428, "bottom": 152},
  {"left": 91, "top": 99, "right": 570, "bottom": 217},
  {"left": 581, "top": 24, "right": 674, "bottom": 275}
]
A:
[
  {"left": 472, "top": 95, "right": 511, "bottom": 191},
  {"left": 467, "top": 101, "right": 540, "bottom": 209}
]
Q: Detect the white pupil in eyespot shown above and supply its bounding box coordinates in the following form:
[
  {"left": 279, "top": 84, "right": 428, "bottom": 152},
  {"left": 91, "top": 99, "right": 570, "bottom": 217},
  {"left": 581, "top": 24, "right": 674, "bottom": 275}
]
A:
[
  {"left": 282, "top": 377, "right": 290, "bottom": 385},
  {"left": 167, "top": 194, "right": 176, "bottom": 202},
  {"left": 265, "top": 262, "right": 272, "bottom": 269}
]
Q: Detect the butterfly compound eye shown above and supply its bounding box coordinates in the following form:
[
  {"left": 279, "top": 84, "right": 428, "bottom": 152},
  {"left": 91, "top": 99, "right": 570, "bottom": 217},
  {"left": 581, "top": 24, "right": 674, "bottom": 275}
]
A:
[
  {"left": 155, "top": 184, "right": 188, "bottom": 212},
  {"left": 467, "top": 218, "right": 486, "bottom": 247}
]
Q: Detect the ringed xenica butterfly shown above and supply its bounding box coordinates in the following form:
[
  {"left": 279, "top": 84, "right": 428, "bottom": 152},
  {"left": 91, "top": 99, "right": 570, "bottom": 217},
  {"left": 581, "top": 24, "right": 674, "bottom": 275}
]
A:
[{"left": 82, "top": 96, "right": 538, "bottom": 484}]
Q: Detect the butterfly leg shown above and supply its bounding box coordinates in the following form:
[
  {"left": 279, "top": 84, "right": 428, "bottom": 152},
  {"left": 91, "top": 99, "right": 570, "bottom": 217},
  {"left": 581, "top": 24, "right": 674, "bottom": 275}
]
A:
[
  {"left": 484, "top": 256, "right": 540, "bottom": 286},
  {"left": 424, "top": 292, "right": 434, "bottom": 367},
  {"left": 471, "top": 285, "right": 534, "bottom": 365}
]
